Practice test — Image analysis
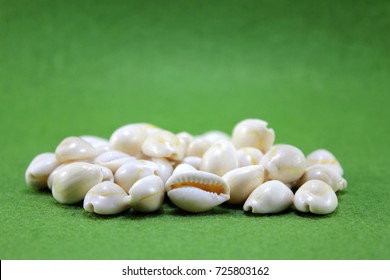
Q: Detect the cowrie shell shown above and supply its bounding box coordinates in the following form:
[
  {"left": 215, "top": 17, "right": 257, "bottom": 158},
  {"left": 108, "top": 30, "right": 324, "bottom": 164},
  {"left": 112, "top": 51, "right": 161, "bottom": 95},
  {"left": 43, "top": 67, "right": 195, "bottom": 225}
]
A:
[
  {"left": 186, "top": 138, "right": 211, "bottom": 157},
  {"left": 182, "top": 156, "right": 202, "bottom": 169},
  {"left": 52, "top": 162, "right": 103, "bottom": 204},
  {"left": 243, "top": 180, "right": 294, "bottom": 214},
  {"left": 55, "top": 136, "right": 98, "bottom": 163},
  {"left": 80, "top": 135, "right": 110, "bottom": 154},
  {"left": 83, "top": 181, "right": 130, "bottom": 215},
  {"left": 142, "top": 130, "right": 185, "bottom": 161},
  {"left": 25, "top": 153, "right": 60, "bottom": 189},
  {"left": 298, "top": 165, "right": 347, "bottom": 192},
  {"left": 307, "top": 149, "right": 343, "bottom": 175},
  {"left": 236, "top": 147, "right": 264, "bottom": 167},
  {"left": 294, "top": 179, "right": 338, "bottom": 215},
  {"left": 109, "top": 123, "right": 151, "bottom": 156},
  {"left": 172, "top": 163, "right": 197, "bottom": 175},
  {"left": 201, "top": 130, "right": 230, "bottom": 144},
  {"left": 166, "top": 170, "right": 230, "bottom": 213},
  {"left": 176, "top": 132, "right": 193, "bottom": 154},
  {"left": 151, "top": 158, "right": 173, "bottom": 184},
  {"left": 94, "top": 150, "right": 135, "bottom": 173}
]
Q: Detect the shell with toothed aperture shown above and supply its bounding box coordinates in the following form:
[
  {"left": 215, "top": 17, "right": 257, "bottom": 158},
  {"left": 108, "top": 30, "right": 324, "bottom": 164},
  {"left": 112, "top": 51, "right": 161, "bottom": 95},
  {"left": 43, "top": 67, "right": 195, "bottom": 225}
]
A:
[{"left": 165, "top": 170, "right": 230, "bottom": 213}]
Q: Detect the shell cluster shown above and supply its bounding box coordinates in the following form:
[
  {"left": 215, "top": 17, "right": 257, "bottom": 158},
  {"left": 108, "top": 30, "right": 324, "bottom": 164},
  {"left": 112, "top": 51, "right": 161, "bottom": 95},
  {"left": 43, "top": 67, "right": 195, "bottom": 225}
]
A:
[{"left": 25, "top": 119, "right": 347, "bottom": 216}]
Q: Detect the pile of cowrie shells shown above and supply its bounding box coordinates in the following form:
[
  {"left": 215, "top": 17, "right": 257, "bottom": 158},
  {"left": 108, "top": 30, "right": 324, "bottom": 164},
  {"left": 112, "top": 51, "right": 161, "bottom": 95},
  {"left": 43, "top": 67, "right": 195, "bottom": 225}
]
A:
[{"left": 25, "top": 119, "right": 347, "bottom": 216}]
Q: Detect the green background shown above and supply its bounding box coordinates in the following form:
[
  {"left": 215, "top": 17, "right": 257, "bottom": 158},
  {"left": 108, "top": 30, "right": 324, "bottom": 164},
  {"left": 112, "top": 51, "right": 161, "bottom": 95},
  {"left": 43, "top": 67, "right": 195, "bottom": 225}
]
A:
[{"left": 1, "top": 0, "right": 389, "bottom": 260}]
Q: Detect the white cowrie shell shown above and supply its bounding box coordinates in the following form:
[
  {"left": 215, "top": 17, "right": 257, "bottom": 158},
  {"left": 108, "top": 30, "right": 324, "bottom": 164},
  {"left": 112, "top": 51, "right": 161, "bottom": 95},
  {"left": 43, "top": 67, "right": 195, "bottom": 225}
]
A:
[
  {"left": 52, "top": 162, "right": 104, "bottom": 204},
  {"left": 98, "top": 165, "right": 114, "bottom": 182},
  {"left": 298, "top": 165, "right": 347, "bottom": 192},
  {"left": 201, "top": 131, "right": 230, "bottom": 144},
  {"left": 47, "top": 163, "right": 68, "bottom": 190},
  {"left": 114, "top": 160, "right": 159, "bottom": 192},
  {"left": 165, "top": 170, "right": 230, "bottom": 213},
  {"left": 94, "top": 150, "right": 135, "bottom": 173},
  {"left": 294, "top": 179, "right": 338, "bottom": 215},
  {"left": 186, "top": 138, "right": 211, "bottom": 157},
  {"left": 142, "top": 130, "right": 185, "bottom": 161},
  {"left": 80, "top": 135, "right": 110, "bottom": 154},
  {"left": 109, "top": 123, "right": 150, "bottom": 156},
  {"left": 172, "top": 163, "right": 197, "bottom": 175},
  {"left": 223, "top": 165, "right": 265, "bottom": 205},
  {"left": 83, "top": 181, "right": 130, "bottom": 215},
  {"left": 151, "top": 158, "right": 173, "bottom": 183},
  {"left": 55, "top": 136, "right": 98, "bottom": 163},
  {"left": 307, "top": 149, "right": 344, "bottom": 175},
  {"left": 182, "top": 156, "right": 202, "bottom": 169},
  {"left": 243, "top": 180, "right": 294, "bottom": 214},
  {"left": 236, "top": 147, "right": 264, "bottom": 167},
  {"left": 232, "top": 119, "right": 275, "bottom": 153},
  {"left": 199, "top": 140, "right": 239, "bottom": 176},
  {"left": 176, "top": 132, "right": 193, "bottom": 154},
  {"left": 259, "top": 144, "right": 306, "bottom": 184},
  {"left": 25, "top": 153, "right": 60, "bottom": 189},
  {"left": 127, "top": 175, "right": 165, "bottom": 213}
]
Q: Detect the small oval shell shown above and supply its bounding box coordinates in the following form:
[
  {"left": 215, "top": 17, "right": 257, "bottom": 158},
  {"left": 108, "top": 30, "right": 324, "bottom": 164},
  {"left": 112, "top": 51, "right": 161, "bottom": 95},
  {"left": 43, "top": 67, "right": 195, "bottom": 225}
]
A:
[
  {"left": 55, "top": 136, "right": 98, "bottom": 163},
  {"left": 243, "top": 180, "right": 294, "bottom": 214},
  {"left": 114, "top": 160, "right": 159, "bottom": 192},
  {"left": 52, "top": 162, "right": 104, "bottom": 204},
  {"left": 298, "top": 165, "right": 347, "bottom": 192},
  {"left": 166, "top": 170, "right": 230, "bottom": 213},
  {"left": 99, "top": 165, "right": 114, "bottom": 182},
  {"left": 109, "top": 123, "right": 150, "bottom": 156},
  {"left": 232, "top": 119, "right": 275, "bottom": 153},
  {"left": 151, "top": 158, "right": 173, "bottom": 183},
  {"left": 83, "top": 181, "right": 130, "bottom": 215},
  {"left": 236, "top": 147, "right": 264, "bottom": 167},
  {"left": 294, "top": 179, "right": 338, "bottom": 215},
  {"left": 127, "top": 175, "right": 165, "bottom": 213},
  {"left": 186, "top": 138, "right": 211, "bottom": 157},
  {"left": 80, "top": 135, "right": 110, "bottom": 154},
  {"left": 176, "top": 132, "right": 193, "bottom": 154},
  {"left": 94, "top": 150, "right": 135, "bottom": 173},
  {"left": 201, "top": 130, "right": 230, "bottom": 144},
  {"left": 259, "top": 144, "right": 306, "bottom": 184},
  {"left": 172, "top": 163, "right": 197, "bottom": 175},
  {"left": 199, "top": 140, "right": 239, "bottom": 176},
  {"left": 307, "top": 149, "right": 343, "bottom": 175},
  {"left": 25, "top": 152, "right": 60, "bottom": 189},
  {"left": 142, "top": 130, "right": 185, "bottom": 161},
  {"left": 223, "top": 165, "right": 265, "bottom": 205},
  {"left": 182, "top": 156, "right": 202, "bottom": 169},
  {"left": 47, "top": 163, "right": 68, "bottom": 190}
]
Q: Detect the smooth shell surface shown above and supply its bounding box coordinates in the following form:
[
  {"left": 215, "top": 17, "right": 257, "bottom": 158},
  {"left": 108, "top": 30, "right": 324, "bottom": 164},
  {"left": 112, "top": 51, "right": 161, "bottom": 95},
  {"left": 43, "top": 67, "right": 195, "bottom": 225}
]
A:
[
  {"left": 47, "top": 163, "right": 68, "bottom": 190},
  {"left": 99, "top": 165, "right": 114, "bottom": 182},
  {"left": 232, "top": 119, "right": 275, "bottom": 153},
  {"left": 307, "top": 149, "right": 344, "bottom": 175},
  {"left": 186, "top": 138, "right": 211, "bottom": 157},
  {"left": 127, "top": 175, "right": 165, "bottom": 213},
  {"left": 201, "top": 131, "right": 230, "bottom": 144},
  {"left": 151, "top": 158, "right": 173, "bottom": 183},
  {"left": 172, "top": 163, "right": 197, "bottom": 175},
  {"left": 55, "top": 136, "right": 98, "bottom": 163},
  {"left": 182, "top": 156, "right": 202, "bottom": 169},
  {"left": 294, "top": 180, "right": 338, "bottom": 214},
  {"left": 223, "top": 165, "right": 265, "bottom": 205},
  {"left": 199, "top": 140, "right": 239, "bottom": 176},
  {"left": 259, "top": 144, "right": 306, "bottom": 184},
  {"left": 80, "top": 135, "right": 110, "bottom": 154},
  {"left": 176, "top": 132, "right": 193, "bottom": 154},
  {"left": 94, "top": 150, "right": 135, "bottom": 173},
  {"left": 237, "top": 147, "right": 264, "bottom": 167},
  {"left": 243, "top": 180, "right": 294, "bottom": 214},
  {"left": 298, "top": 165, "right": 347, "bottom": 192},
  {"left": 83, "top": 181, "right": 130, "bottom": 215},
  {"left": 109, "top": 123, "right": 150, "bottom": 156},
  {"left": 166, "top": 170, "right": 230, "bottom": 213},
  {"left": 114, "top": 160, "right": 158, "bottom": 192},
  {"left": 52, "top": 162, "right": 104, "bottom": 204},
  {"left": 142, "top": 130, "right": 185, "bottom": 161},
  {"left": 25, "top": 153, "right": 60, "bottom": 189}
]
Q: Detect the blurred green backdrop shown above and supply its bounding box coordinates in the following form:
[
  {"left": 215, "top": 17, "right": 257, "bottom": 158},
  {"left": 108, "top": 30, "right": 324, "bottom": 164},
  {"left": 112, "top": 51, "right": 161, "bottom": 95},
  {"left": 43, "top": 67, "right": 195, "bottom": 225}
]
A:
[{"left": 0, "top": 0, "right": 389, "bottom": 259}]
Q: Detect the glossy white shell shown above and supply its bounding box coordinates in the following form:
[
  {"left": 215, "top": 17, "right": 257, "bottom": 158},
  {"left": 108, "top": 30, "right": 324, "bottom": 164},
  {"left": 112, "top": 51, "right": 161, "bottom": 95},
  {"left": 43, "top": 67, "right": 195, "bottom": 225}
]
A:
[
  {"left": 127, "top": 175, "right": 165, "bottom": 213},
  {"left": 109, "top": 123, "right": 150, "bottom": 156},
  {"left": 199, "top": 140, "right": 239, "bottom": 176},
  {"left": 94, "top": 150, "right": 135, "bottom": 173},
  {"left": 298, "top": 165, "right": 347, "bottom": 192},
  {"left": 166, "top": 170, "right": 230, "bottom": 213},
  {"left": 114, "top": 160, "right": 159, "bottom": 192},
  {"left": 55, "top": 136, "right": 98, "bottom": 163},
  {"left": 243, "top": 180, "right": 294, "bottom": 214},
  {"left": 236, "top": 147, "right": 264, "bottom": 167},
  {"left": 83, "top": 181, "right": 130, "bottom": 215},
  {"left": 47, "top": 163, "right": 68, "bottom": 190},
  {"left": 80, "top": 135, "right": 110, "bottom": 154},
  {"left": 172, "top": 163, "right": 197, "bottom": 175},
  {"left": 142, "top": 130, "right": 185, "bottom": 161},
  {"left": 232, "top": 119, "right": 275, "bottom": 153},
  {"left": 201, "top": 130, "right": 230, "bottom": 144},
  {"left": 182, "top": 156, "right": 202, "bottom": 169},
  {"left": 259, "top": 144, "right": 306, "bottom": 184},
  {"left": 99, "top": 165, "right": 114, "bottom": 182},
  {"left": 307, "top": 149, "right": 344, "bottom": 175},
  {"left": 151, "top": 158, "right": 173, "bottom": 183},
  {"left": 223, "top": 165, "right": 265, "bottom": 205},
  {"left": 52, "top": 162, "right": 104, "bottom": 204},
  {"left": 25, "top": 152, "right": 60, "bottom": 189},
  {"left": 294, "top": 180, "right": 338, "bottom": 215},
  {"left": 176, "top": 132, "right": 193, "bottom": 154},
  {"left": 186, "top": 138, "right": 211, "bottom": 157}
]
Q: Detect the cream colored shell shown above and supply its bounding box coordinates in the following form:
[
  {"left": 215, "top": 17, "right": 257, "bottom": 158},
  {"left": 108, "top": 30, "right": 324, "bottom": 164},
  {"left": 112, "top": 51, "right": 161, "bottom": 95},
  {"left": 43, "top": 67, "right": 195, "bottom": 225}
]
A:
[
  {"left": 99, "top": 165, "right": 114, "bottom": 182},
  {"left": 298, "top": 165, "right": 347, "bottom": 192},
  {"left": 47, "top": 163, "right": 68, "bottom": 190},
  {"left": 172, "top": 163, "right": 197, "bottom": 175},
  {"left": 259, "top": 144, "right": 306, "bottom": 184},
  {"left": 199, "top": 140, "right": 238, "bottom": 176},
  {"left": 186, "top": 138, "right": 211, "bottom": 157},
  {"left": 94, "top": 150, "right": 135, "bottom": 173},
  {"left": 166, "top": 170, "right": 230, "bottom": 213},
  {"left": 176, "top": 132, "right": 193, "bottom": 154},
  {"left": 142, "top": 130, "right": 185, "bottom": 161},
  {"left": 201, "top": 131, "right": 230, "bottom": 144},
  {"left": 307, "top": 149, "right": 344, "bottom": 175},
  {"left": 223, "top": 165, "right": 265, "bottom": 205},
  {"left": 182, "top": 156, "right": 202, "bottom": 169},
  {"left": 109, "top": 123, "right": 150, "bottom": 156},
  {"left": 25, "top": 152, "right": 60, "bottom": 189},
  {"left": 294, "top": 179, "right": 338, "bottom": 214},
  {"left": 151, "top": 158, "right": 173, "bottom": 183},
  {"left": 243, "top": 180, "right": 294, "bottom": 214},
  {"left": 236, "top": 147, "right": 264, "bottom": 167},
  {"left": 83, "top": 181, "right": 130, "bottom": 215},
  {"left": 80, "top": 135, "right": 110, "bottom": 154},
  {"left": 52, "top": 162, "right": 104, "bottom": 204},
  {"left": 232, "top": 119, "right": 275, "bottom": 153},
  {"left": 55, "top": 136, "right": 98, "bottom": 163},
  {"left": 127, "top": 175, "right": 165, "bottom": 213}
]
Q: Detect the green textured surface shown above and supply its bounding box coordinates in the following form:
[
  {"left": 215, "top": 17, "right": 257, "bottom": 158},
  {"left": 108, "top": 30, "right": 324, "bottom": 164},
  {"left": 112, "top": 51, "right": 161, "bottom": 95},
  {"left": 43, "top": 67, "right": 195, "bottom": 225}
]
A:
[{"left": 1, "top": 0, "right": 389, "bottom": 260}]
